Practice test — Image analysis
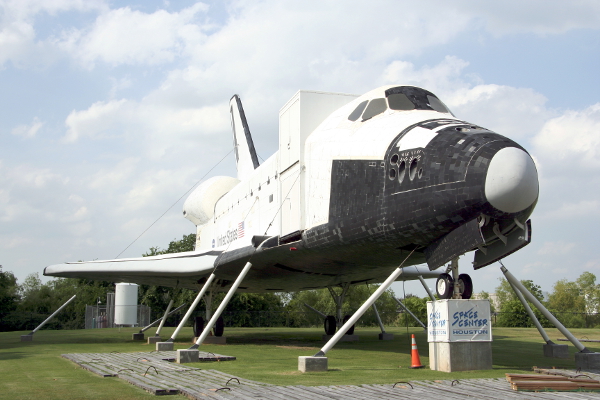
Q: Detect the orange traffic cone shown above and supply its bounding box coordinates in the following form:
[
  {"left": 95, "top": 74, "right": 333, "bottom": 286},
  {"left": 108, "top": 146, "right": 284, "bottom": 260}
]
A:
[{"left": 409, "top": 334, "right": 424, "bottom": 369}]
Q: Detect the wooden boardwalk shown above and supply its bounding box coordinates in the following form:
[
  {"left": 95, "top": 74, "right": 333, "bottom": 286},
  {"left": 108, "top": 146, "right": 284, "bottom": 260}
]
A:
[{"left": 63, "top": 352, "right": 600, "bottom": 399}]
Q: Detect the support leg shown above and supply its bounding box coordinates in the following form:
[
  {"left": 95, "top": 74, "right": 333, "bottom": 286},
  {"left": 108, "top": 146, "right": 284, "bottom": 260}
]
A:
[
  {"left": 451, "top": 258, "right": 461, "bottom": 299},
  {"left": 190, "top": 262, "right": 252, "bottom": 349},
  {"left": 157, "top": 273, "right": 215, "bottom": 351},
  {"left": 327, "top": 283, "right": 350, "bottom": 328},
  {"left": 303, "top": 303, "right": 327, "bottom": 319},
  {"left": 507, "top": 280, "right": 551, "bottom": 343},
  {"left": 22, "top": 294, "right": 76, "bottom": 341},
  {"left": 155, "top": 299, "right": 174, "bottom": 337},
  {"left": 394, "top": 297, "right": 427, "bottom": 330},
  {"left": 501, "top": 264, "right": 590, "bottom": 354},
  {"left": 372, "top": 303, "right": 393, "bottom": 340},
  {"left": 418, "top": 275, "right": 436, "bottom": 301},
  {"left": 507, "top": 278, "right": 568, "bottom": 358},
  {"left": 140, "top": 303, "right": 187, "bottom": 333},
  {"left": 314, "top": 250, "right": 415, "bottom": 357}
]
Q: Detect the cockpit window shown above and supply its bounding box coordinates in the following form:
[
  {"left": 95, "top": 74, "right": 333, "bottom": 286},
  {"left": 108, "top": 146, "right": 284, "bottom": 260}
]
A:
[
  {"left": 348, "top": 100, "right": 368, "bottom": 121},
  {"left": 388, "top": 93, "right": 415, "bottom": 111},
  {"left": 427, "top": 95, "right": 451, "bottom": 114},
  {"left": 361, "top": 98, "right": 387, "bottom": 121},
  {"left": 385, "top": 86, "right": 453, "bottom": 115}
]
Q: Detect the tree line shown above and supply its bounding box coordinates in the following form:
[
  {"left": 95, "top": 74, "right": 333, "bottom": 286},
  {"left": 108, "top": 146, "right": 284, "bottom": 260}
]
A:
[
  {"left": 485, "top": 271, "right": 600, "bottom": 328},
  {"left": 2, "top": 234, "right": 599, "bottom": 331},
  {"left": 0, "top": 234, "right": 403, "bottom": 332}
]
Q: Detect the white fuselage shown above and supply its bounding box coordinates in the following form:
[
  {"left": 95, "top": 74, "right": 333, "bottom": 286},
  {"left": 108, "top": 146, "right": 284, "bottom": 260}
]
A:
[{"left": 194, "top": 86, "right": 458, "bottom": 252}]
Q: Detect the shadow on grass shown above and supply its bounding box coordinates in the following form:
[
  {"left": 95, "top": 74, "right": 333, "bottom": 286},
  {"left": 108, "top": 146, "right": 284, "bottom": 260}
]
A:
[{"left": 0, "top": 351, "right": 29, "bottom": 361}]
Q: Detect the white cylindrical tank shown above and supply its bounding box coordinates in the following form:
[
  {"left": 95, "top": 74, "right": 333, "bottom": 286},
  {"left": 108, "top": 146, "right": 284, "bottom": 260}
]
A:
[{"left": 114, "top": 283, "right": 138, "bottom": 326}]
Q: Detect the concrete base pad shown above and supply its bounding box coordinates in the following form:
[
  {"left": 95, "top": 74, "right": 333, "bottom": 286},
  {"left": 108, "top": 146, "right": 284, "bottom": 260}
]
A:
[
  {"left": 379, "top": 333, "right": 394, "bottom": 340},
  {"left": 20, "top": 335, "right": 33, "bottom": 342},
  {"left": 429, "top": 341, "right": 492, "bottom": 372},
  {"left": 193, "top": 336, "right": 226, "bottom": 344},
  {"left": 156, "top": 341, "right": 174, "bottom": 351},
  {"left": 298, "top": 356, "right": 328, "bottom": 372},
  {"left": 177, "top": 349, "right": 199, "bottom": 364},
  {"left": 322, "top": 334, "right": 358, "bottom": 342},
  {"left": 575, "top": 352, "right": 600, "bottom": 370},
  {"left": 544, "top": 343, "right": 569, "bottom": 358},
  {"left": 147, "top": 336, "right": 162, "bottom": 344},
  {"left": 132, "top": 333, "right": 145, "bottom": 341}
]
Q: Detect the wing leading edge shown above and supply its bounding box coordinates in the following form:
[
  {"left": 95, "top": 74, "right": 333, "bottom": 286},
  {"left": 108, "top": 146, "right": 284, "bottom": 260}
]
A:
[{"left": 44, "top": 249, "right": 222, "bottom": 288}]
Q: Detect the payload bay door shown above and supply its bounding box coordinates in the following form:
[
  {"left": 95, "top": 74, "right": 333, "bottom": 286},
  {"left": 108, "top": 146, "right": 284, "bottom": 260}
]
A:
[
  {"left": 278, "top": 90, "right": 357, "bottom": 236},
  {"left": 280, "top": 162, "right": 302, "bottom": 235}
]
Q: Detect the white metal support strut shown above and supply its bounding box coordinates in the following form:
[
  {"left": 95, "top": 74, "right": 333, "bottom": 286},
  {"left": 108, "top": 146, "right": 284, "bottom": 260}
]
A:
[
  {"left": 139, "top": 303, "right": 187, "bottom": 333},
  {"left": 155, "top": 299, "right": 174, "bottom": 337},
  {"left": 314, "top": 250, "right": 415, "bottom": 356},
  {"left": 372, "top": 303, "right": 386, "bottom": 333},
  {"left": 418, "top": 275, "right": 436, "bottom": 301},
  {"left": 394, "top": 297, "right": 427, "bottom": 329},
  {"left": 501, "top": 265, "right": 590, "bottom": 353},
  {"left": 167, "top": 273, "right": 216, "bottom": 342},
  {"left": 190, "top": 262, "right": 253, "bottom": 349},
  {"left": 28, "top": 294, "right": 76, "bottom": 335},
  {"left": 506, "top": 279, "right": 553, "bottom": 343}
]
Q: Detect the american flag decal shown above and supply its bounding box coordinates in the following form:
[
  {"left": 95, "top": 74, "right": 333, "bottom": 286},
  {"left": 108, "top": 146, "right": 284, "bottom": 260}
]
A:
[{"left": 238, "top": 221, "right": 245, "bottom": 238}]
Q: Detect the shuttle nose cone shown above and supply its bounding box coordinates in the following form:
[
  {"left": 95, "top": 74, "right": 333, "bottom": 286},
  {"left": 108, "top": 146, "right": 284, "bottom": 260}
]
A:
[{"left": 484, "top": 147, "right": 539, "bottom": 213}]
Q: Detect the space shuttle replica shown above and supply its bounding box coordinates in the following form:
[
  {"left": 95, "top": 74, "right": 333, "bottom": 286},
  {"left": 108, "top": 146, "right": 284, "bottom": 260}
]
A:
[{"left": 45, "top": 85, "right": 538, "bottom": 302}]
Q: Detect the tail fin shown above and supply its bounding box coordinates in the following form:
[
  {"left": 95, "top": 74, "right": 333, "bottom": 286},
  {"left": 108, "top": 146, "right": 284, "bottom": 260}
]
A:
[{"left": 230, "top": 95, "right": 259, "bottom": 181}]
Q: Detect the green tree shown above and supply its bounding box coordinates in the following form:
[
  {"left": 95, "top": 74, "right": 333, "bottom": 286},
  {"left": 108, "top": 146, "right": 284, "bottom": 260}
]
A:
[
  {"left": 284, "top": 284, "right": 399, "bottom": 328},
  {"left": 576, "top": 272, "right": 600, "bottom": 313},
  {"left": 495, "top": 278, "right": 550, "bottom": 328},
  {"left": 0, "top": 266, "right": 19, "bottom": 330},
  {"left": 397, "top": 295, "right": 429, "bottom": 327},
  {"left": 496, "top": 278, "right": 544, "bottom": 306},
  {"left": 477, "top": 291, "right": 495, "bottom": 312},
  {"left": 139, "top": 233, "right": 198, "bottom": 323},
  {"left": 548, "top": 277, "right": 587, "bottom": 328}
]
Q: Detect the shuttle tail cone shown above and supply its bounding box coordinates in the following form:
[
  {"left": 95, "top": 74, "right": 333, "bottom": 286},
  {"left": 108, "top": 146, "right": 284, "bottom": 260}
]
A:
[{"left": 409, "top": 334, "right": 424, "bottom": 369}]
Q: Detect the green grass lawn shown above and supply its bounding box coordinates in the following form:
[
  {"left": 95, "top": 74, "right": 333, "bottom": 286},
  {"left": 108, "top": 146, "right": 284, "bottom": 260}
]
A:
[{"left": 1, "top": 326, "right": 599, "bottom": 399}]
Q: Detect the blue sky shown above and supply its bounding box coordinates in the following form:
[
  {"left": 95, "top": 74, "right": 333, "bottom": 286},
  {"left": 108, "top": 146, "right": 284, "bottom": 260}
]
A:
[{"left": 1, "top": 0, "right": 599, "bottom": 297}]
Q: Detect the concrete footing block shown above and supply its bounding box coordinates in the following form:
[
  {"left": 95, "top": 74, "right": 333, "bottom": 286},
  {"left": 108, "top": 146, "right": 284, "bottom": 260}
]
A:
[
  {"left": 322, "top": 334, "right": 358, "bottom": 342},
  {"left": 429, "top": 341, "right": 492, "bottom": 372},
  {"left": 177, "top": 349, "right": 199, "bottom": 364},
  {"left": 132, "top": 333, "right": 144, "bottom": 341},
  {"left": 156, "top": 341, "right": 174, "bottom": 351},
  {"left": 147, "top": 336, "right": 161, "bottom": 344},
  {"left": 193, "top": 336, "right": 226, "bottom": 345},
  {"left": 20, "top": 335, "right": 33, "bottom": 342},
  {"left": 379, "top": 333, "right": 394, "bottom": 340},
  {"left": 543, "top": 343, "right": 569, "bottom": 358},
  {"left": 298, "top": 356, "right": 328, "bottom": 372},
  {"left": 575, "top": 352, "right": 600, "bottom": 370}
]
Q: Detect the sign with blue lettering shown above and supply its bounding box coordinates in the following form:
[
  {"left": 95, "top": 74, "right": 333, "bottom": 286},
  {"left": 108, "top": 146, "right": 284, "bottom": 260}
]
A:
[{"left": 427, "top": 299, "right": 492, "bottom": 342}]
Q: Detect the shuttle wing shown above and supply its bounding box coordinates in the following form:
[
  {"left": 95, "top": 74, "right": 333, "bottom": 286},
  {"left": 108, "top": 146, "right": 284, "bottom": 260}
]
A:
[{"left": 44, "top": 249, "right": 221, "bottom": 288}]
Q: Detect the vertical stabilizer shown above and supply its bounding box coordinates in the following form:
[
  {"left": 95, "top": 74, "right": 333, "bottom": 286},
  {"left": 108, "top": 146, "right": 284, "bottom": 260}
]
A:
[{"left": 230, "top": 95, "right": 259, "bottom": 181}]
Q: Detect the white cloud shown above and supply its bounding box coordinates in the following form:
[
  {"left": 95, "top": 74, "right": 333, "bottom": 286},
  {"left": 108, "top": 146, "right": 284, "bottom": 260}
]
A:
[
  {"left": 537, "top": 242, "right": 576, "bottom": 256},
  {"left": 381, "top": 56, "right": 553, "bottom": 141},
  {"left": 382, "top": 56, "right": 474, "bottom": 95},
  {"left": 62, "top": 4, "right": 207, "bottom": 68},
  {"left": 533, "top": 104, "right": 600, "bottom": 168},
  {"left": 63, "top": 99, "right": 129, "bottom": 142},
  {"left": 11, "top": 116, "right": 43, "bottom": 138},
  {"left": 462, "top": 0, "right": 600, "bottom": 36},
  {"left": 63, "top": 96, "right": 229, "bottom": 160},
  {"left": 0, "top": 0, "right": 107, "bottom": 67},
  {"left": 539, "top": 200, "right": 600, "bottom": 220}
]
